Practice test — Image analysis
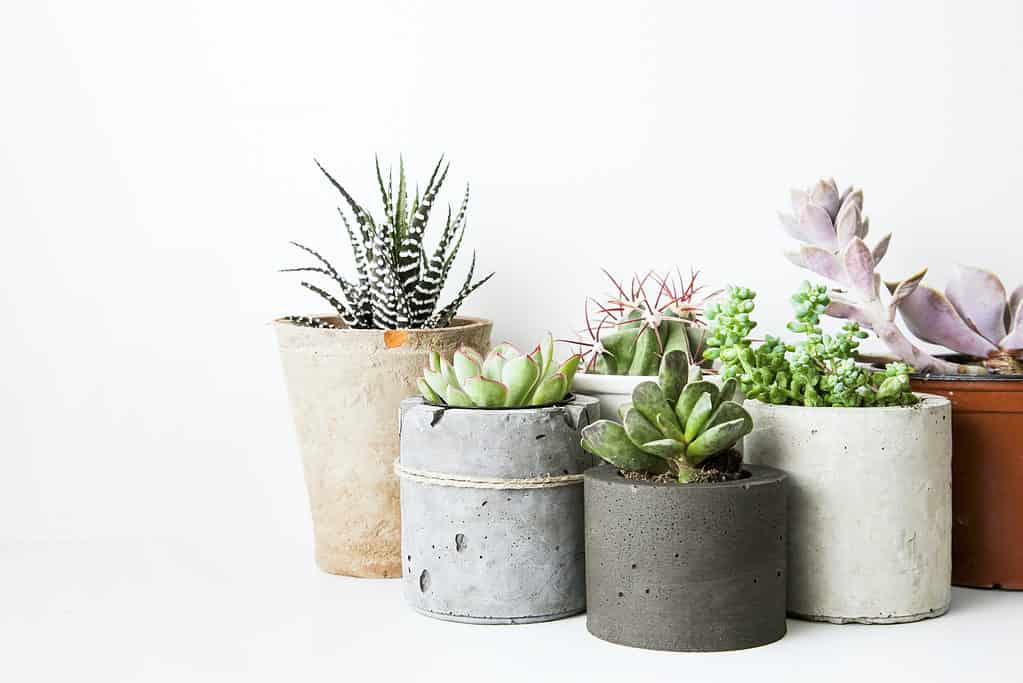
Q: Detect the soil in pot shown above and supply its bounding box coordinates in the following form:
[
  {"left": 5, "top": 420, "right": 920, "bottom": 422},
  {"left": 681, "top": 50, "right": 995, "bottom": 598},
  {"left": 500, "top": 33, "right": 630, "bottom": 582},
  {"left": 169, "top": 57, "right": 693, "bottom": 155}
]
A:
[
  {"left": 584, "top": 464, "right": 787, "bottom": 652},
  {"left": 909, "top": 366, "right": 1023, "bottom": 589}
]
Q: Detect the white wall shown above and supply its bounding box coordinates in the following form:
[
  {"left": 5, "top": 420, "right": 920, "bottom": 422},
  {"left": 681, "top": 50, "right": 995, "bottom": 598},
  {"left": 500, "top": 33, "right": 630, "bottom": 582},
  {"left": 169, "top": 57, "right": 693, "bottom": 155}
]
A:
[{"left": 2, "top": 0, "right": 1021, "bottom": 543}]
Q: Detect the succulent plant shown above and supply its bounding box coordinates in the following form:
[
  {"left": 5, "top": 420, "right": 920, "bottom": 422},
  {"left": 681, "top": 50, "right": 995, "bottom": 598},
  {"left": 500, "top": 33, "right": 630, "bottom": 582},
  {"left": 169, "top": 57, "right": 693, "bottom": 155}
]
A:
[
  {"left": 704, "top": 284, "right": 918, "bottom": 407},
  {"left": 418, "top": 333, "right": 582, "bottom": 408},
  {"left": 889, "top": 266, "right": 1023, "bottom": 375},
  {"left": 778, "top": 177, "right": 1003, "bottom": 375},
  {"left": 562, "top": 270, "right": 714, "bottom": 376},
  {"left": 281, "top": 156, "right": 493, "bottom": 331},
  {"left": 579, "top": 350, "right": 752, "bottom": 483}
]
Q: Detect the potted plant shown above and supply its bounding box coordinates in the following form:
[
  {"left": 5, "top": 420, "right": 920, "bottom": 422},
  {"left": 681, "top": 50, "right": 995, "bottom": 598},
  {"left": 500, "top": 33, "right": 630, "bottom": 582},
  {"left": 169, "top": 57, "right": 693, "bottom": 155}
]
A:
[
  {"left": 566, "top": 269, "right": 714, "bottom": 421},
  {"left": 779, "top": 177, "right": 1023, "bottom": 589},
  {"left": 397, "top": 334, "right": 599, "bottom": 623},
  {"left": 709, "top": 282, "right": 953, "bottom": 623},
  {"left": 275, "top": 156, "right": 493, "bottom": 578},
  {"left": 579, "top": 350, "right": 787, "bottom": 652}
]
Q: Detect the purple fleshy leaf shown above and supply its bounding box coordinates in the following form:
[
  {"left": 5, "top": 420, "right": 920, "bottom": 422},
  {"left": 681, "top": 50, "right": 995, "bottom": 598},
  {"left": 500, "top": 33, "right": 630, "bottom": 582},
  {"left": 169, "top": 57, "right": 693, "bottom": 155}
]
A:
[
  {"left": 1009, "top": 285, "right": 1023, "bottom": 329},
  {"left": 810, "top": 178, "right": 840, "bottom": 217},
  {"left": 946, "top": 264, "right": 1007, "bottom": 344},
  {"left": 834, "top": 201, "right": 861, "bottom": 247},
  {"left": 1001, "top": 319, "right": 1023, "bottom": 352},
  {"left": 887, "top": 268, "right": 928, "bottom": 318},
  {"left": 841, "top": 237, "right": 878, "bottom": 300},
  {"left": 779, "top": 212, "right": 810, "bottom": 243},
  {"left": 798, "top": 203, "right": 839, "bottom": 250},
  {"left": 872, "top": 233, "right": 892, "bottom": 265},
  {"left": 839, "top": 185, "right": 854, "bottom": 204},
  {"left": 858, "top": 215, "right": 870, "bottom": 239},
  {"left": 896, "top": 283, "right": 999, "bottom": 357},
  {"left": 826, "top": 295, "right": 874, "bottom": 328},
  {"left": 790, "top": 188, "right": 809, "bottom": 216},
  {"left": 795, "top": 245, "right": 844, "bottom": 282}
]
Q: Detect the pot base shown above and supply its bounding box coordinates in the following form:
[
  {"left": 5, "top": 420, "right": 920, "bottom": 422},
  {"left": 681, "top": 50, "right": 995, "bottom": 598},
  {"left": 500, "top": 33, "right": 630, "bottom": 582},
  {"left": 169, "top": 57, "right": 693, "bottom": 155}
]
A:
[
  {"left": 411, "top": 606, "right": 585, "bottom": 625},
  {"left": 790, "top": 601, "right": 950, "bottom": 625}
]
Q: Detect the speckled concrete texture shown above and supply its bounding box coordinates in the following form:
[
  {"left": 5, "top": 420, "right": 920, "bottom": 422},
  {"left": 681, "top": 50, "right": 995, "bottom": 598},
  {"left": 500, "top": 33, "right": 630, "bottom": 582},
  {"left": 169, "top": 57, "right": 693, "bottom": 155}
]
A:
[
  {"left": 275, "top": 316, "right": 492, "bottom": 578},
  {"left": 744, "top": 395, "right": 952, "bottom": 624},
  {"left": 584, "top": 465, "right": 787, "bottom": 652},
  {"left": 398, "top": 395, "right": 599, "bottom": 623}
]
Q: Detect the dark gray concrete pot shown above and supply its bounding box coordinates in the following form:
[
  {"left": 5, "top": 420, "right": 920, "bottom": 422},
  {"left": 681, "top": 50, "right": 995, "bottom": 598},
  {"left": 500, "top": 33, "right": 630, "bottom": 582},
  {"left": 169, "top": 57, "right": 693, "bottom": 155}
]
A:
[
  {"left": 398, "top": 394, "right": 600, "bottom": 624},
  {"left": 584, "top": 464, "right": 787, "bottom": 651}
]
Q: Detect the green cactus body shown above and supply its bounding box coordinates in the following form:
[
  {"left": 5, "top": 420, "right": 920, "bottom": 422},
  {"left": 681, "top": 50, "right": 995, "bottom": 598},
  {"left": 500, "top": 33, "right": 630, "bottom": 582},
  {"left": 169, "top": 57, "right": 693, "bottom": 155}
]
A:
[
  {"left": 628, "top": 327, "right": 662, "bottom": 376},
  {"left": 580, "top": 350, "right": 753, "bottom": 483},
  {"left": 418, "top": 333, "right": 579, "bottom": 408}
]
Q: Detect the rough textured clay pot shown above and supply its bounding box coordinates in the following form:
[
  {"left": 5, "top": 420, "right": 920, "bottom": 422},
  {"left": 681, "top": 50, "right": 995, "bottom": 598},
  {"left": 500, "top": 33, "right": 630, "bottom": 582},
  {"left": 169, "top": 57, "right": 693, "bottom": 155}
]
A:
[
  {"left": 910, "top": 371, "right": 1023, "bottom": 589},
  {"left": 744, "top": 395, "right": 952, "bottom": 623},
  {"left": 275, "top": 316, "right": 492, "bottom": 578},
  {"left": 398, "top": 394, "right": 599, "bottom": 623},
  {"left": 584, "top": 465, "right": 787, "bottom": 652}
]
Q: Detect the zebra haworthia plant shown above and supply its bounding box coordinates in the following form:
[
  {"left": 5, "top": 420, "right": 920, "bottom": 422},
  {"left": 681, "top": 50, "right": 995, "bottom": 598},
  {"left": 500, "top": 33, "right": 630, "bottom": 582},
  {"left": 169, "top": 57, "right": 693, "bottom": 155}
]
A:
[
  {"left": 779, "top": 177, "right": 1020, "bottom": 374},
  {"left": 282, "top": 156, "right": 493, "bottom": 330},
  {"left": 418, "top": 333, "right": 582, "bottom": 408},
  {"left": 565, "top": 270, "right": 713, "bottom": 376},
  {"left": 580, "top": 350, "right": 752, "bottom": 483}
]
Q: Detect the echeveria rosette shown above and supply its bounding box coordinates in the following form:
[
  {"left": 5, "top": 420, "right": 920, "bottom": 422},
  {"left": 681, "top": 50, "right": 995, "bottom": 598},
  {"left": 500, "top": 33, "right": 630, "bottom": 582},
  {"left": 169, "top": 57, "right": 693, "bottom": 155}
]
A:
[
  {"left": 777, "top": 177, "right": 985, "bottom": 375},
  {"left": 703, "top": 284, "right": 918, "bottom": 408},
  {"left": 889, "top": 265, "right": 1023, "bottom": 375},
  {"left": 418, "top": 333, "right": 582, "bottom": 408},
  {"left": 580, "top": 350, "right": 752, "bottom": 483}
]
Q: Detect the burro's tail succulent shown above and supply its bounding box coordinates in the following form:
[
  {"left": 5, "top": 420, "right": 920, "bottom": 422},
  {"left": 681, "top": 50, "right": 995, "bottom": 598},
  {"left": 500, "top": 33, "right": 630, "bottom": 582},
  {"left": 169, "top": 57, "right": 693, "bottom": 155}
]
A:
[
  {"left": 418, "top": 333, "right": 582, "bottom": 408},
  {"left": 778, "top": 177, "right": 1000, "bottom": 375},
  {"left": 579, "top": 350, "right": 752, "bottom": 483},
  {"left": 563, "top": 269, "right": 715, "bottom": 376}
]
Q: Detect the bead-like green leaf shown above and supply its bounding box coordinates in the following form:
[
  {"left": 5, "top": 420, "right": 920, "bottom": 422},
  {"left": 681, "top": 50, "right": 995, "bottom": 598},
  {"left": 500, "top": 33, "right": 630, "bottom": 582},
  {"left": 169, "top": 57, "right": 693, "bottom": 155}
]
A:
[{"left": 580, "top": 421, "right": 669, "bottom": 473}]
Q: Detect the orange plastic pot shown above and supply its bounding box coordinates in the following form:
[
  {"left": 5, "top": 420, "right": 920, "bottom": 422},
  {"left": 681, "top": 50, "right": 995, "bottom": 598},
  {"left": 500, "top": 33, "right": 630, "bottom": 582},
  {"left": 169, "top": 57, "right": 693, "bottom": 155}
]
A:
[{"left": 910, "top": 369, "right": 1023, "bottom": 589}]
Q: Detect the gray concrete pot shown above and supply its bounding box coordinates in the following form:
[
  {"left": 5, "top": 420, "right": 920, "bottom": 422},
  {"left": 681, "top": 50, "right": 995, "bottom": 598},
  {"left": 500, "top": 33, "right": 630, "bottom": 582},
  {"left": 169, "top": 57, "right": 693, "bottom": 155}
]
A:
[
  {"left": 398, "top": 394, "right": 600, "bottom": 624},
  {"left": 744, "top": 395, "right": 952, "bottom": 624},
  {"left": 584, "top": 464, "right": 787, "bottom": 652}
]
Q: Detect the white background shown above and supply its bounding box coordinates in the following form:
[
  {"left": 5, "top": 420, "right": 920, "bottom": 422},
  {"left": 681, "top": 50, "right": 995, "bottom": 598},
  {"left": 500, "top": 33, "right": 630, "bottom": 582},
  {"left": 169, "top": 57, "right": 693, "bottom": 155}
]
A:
[{"left": 2, "top": 1, "right": 1021, "bottom": 681}]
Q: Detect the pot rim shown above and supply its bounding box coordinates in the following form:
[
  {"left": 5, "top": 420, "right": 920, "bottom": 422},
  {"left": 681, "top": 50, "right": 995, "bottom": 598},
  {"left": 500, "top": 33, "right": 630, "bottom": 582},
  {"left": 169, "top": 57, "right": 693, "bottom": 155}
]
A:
[
  {"left": 272, "top": 314, "right": 493, "bottom": 335},
  {"left": 584, "top": 463, "right": 785, "bottom": 490},
  {"left": 745, "top": 393, "right": 948, "bottom": 412},
  {"left": 420, "top": 392, "right": 582, "bottom": 411}
]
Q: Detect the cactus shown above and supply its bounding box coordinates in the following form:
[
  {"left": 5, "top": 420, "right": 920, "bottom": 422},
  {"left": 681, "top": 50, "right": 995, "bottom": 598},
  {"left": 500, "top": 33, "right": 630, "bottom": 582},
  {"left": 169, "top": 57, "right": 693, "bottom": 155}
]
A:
[
  {"left": 580, "top": 350, "right": 752, "bottom": 483},
  {"left": 778, "top": 177, "right": 1009, "bottom": 375},
  {"left": 562, "top": 269, "right": 715, "bottom": 376},
  {"left": 281, "top": 156, "right": 493, "bottom": 330},
  {"left": 418, "top": 333, "right": 582, "bottom": 408},
  {"left": 704, "top": 284, "right": 918, "bottom": 407}
]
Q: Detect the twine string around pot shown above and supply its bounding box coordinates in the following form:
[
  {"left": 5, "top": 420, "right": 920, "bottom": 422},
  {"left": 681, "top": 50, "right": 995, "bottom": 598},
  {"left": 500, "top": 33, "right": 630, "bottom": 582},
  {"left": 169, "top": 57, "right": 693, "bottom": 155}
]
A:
[{"left": 393, "top": 460, "right": 584, "bottom": 490}]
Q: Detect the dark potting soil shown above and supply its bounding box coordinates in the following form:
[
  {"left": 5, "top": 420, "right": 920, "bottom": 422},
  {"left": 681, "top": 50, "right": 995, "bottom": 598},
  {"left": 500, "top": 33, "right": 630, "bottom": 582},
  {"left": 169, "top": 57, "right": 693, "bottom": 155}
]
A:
[{"left": 620, "top": 450, "right": 749, "bottom": 485}]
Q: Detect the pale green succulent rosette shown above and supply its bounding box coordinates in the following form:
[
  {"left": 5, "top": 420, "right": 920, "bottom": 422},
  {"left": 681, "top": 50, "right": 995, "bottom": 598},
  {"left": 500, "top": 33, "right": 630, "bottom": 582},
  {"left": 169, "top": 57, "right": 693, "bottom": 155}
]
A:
[
  {"left": 418, "top": 333, "right": 581, "bottom": 408},
  {"left": 580, "top": 349, "right": 753, "bottom": 483}
]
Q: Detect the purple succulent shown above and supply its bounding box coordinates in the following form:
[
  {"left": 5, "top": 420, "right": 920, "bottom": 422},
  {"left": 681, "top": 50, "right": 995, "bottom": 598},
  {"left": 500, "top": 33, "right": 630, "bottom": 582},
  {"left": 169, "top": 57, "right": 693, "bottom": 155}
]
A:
[
  {"left": 891, "top": 265, "right": 1023, "bottom": 374},
  {"left": 778, "top": 178, "right": 1001, "bottom": 375}
]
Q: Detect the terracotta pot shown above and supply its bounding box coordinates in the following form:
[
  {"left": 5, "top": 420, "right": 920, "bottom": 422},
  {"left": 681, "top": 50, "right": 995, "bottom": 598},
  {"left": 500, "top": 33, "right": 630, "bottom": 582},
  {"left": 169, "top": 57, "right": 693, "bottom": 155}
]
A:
[
  {"left": 275, "top": 316, "right": 492, "bottom": 578},
  {"left": 910, "top": 370, "right": 1023, "bottom": 589}
]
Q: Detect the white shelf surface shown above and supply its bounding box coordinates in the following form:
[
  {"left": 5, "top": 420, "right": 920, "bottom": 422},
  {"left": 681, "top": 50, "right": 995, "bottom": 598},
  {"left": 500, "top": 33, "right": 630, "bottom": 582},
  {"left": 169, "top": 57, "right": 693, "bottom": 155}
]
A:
[{"left": 4, "top": 538, "right": 1020, "bottom": 682}]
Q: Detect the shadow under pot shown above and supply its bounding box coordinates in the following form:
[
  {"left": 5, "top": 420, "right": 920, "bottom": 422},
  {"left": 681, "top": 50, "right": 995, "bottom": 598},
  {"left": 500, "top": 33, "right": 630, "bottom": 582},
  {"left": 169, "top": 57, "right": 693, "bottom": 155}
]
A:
[
  {"left": 908, "top": 365, "right": 1023, "bottom": 589},
  {"left": 584, "top": 464, "right": 788, "bottom": 652},
  {"left": 744, "top": 395, "right": 953, "bottom": 623},
  {"left": 397, "top": 394, "right": 600, "bottom": 624}
]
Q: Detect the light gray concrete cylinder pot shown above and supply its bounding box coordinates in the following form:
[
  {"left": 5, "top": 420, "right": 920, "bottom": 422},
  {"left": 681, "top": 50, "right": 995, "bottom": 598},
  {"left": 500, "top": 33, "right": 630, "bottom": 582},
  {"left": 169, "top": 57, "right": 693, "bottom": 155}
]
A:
[
  {"left": 398, "top": 394, "right": 600, "bottom": 624},
  {"left": 585, "top": 464, "right": 788, "bottom": 652},
  {"left": 744, "top": 395, "right": 952, "bottom": 624}
]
